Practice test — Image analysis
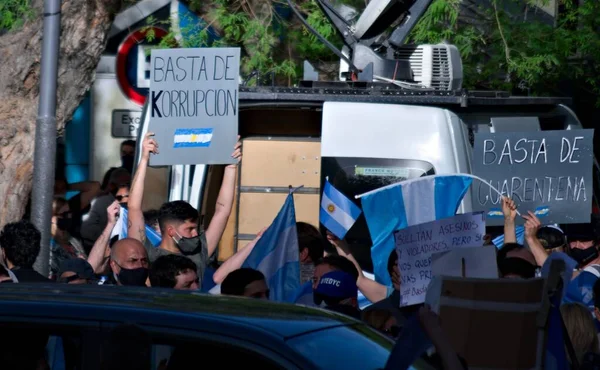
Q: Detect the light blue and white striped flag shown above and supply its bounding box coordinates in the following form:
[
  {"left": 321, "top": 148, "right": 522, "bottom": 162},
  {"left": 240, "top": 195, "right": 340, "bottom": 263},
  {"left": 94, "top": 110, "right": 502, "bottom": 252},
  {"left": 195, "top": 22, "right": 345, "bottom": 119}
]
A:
[
  {"left": 110, "top": 207, "right": 162, "bottom": 246},
  {"left": 492, "top": 226, "right": 525, "bottom": 249},
  {"left": 320, "top": 179, "right": 362, "bottom": 239},
  {"left": 243, "top": 194, "right": 300, "bottom": 302},
  {"left": 359, "top": 175, "right": 473, "bottom": 285}
]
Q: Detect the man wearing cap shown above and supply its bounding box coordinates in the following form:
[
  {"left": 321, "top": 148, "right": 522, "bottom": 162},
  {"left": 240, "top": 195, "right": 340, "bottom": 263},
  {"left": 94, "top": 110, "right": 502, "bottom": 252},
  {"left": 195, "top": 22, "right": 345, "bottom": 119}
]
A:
[
  {"left": 58, "top": 259, "right": 97, "bottom": 284},
  {"left": 562, "top": 217, "right": 600, "bottom": 316},
  {"left": 314, "top": 270, "right": 361, "bottom": 319}
]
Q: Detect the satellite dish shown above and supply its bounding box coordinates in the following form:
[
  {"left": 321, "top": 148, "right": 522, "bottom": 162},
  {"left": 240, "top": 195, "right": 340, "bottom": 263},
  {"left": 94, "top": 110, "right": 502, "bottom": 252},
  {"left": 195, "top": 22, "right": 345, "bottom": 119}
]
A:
[{"left": 352, "top": 0, "right": 414, "bottom": 40}]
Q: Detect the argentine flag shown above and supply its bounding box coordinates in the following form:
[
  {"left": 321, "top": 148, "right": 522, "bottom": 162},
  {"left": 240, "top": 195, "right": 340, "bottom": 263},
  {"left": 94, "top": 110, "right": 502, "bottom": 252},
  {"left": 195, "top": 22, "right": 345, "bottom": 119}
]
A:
[
  {"left": 492, "top": 226, "right": 526, "bottom": 248},
  {"left": 173, "top": 128, "right": 213, "bottom": 148},
  {"left": 359, "top": 175, "right": 472, "bottom": 285},
  {"left": 243, "top": 194, "right": 301, "bottom": 302},
  {"left": 110, "top": 207, "right": 161, "bottom": 246},
  {"left": 320, "top": 179, "right": 362, "bottom": 239}
]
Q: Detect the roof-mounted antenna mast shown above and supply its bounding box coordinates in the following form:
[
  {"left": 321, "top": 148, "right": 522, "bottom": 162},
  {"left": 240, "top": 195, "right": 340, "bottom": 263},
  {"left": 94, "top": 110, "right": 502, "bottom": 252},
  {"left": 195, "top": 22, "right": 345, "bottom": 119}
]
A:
[{"left": 290, "top": 0, "right": 464, "bottom": 91}]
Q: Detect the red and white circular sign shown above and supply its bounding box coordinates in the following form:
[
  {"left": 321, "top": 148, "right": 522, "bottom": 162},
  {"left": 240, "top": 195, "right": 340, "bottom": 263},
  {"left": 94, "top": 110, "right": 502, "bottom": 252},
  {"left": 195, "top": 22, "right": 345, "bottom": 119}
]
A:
[{"left": 116, "top": 27, "right": 168, "bottom": 106}]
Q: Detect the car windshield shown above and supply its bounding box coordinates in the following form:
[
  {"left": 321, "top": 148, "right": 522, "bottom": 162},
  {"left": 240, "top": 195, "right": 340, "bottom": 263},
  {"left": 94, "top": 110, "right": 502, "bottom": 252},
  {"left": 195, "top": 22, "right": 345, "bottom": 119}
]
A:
[{"left": 287, "top": 324, "right": 392, "bottom": 370}]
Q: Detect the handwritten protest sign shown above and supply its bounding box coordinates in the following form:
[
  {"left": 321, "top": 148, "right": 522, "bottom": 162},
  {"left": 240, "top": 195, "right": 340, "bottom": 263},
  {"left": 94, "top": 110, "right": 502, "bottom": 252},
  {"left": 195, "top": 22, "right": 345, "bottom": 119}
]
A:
[
  {"left": 472, "top": 129, "right": 594, "bottom": 226},
  {"left": 394, "top": 212, "right": 485, "bottom": 307},
  {"left": 148, "top": 47, "right": 240, "bottom": 166}
]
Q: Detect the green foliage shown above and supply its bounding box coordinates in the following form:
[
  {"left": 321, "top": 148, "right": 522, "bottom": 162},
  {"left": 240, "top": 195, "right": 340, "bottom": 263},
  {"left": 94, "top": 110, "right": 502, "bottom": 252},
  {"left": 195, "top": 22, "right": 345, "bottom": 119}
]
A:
[
  {"left": 0, "top": 0, "right": 32, "bottom": 31},
  {"left": 145, "top": 0, "right": 341, "bottom": 85},
  {"left": 410, "top": 0, "right": 600, "bottom": 104}
]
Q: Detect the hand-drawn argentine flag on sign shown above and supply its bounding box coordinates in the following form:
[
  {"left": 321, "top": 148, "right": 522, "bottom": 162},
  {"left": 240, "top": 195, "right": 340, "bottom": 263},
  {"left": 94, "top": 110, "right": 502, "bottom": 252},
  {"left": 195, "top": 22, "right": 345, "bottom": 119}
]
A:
[
  {"left": 173, "top": 128, "right": 213, "bottom": 148},
  {"left": 320, "top": 180, "right": 362, "bottom": 239},
  {"left": 359, "top": 175, "right": 472, "bottom": 286},
  {"left": 243, "top": 193, "right": 300, "bottom": 302},
  {"left": 110, "top": 207, "right": 161, "bottom": 246}
]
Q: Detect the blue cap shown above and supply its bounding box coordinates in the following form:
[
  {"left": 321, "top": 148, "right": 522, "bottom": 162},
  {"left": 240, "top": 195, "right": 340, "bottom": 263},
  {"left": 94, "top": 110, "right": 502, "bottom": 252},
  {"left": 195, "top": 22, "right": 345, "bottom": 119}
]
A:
[{"left": 314, "top": 271, "right": 357, "bottom": 300}]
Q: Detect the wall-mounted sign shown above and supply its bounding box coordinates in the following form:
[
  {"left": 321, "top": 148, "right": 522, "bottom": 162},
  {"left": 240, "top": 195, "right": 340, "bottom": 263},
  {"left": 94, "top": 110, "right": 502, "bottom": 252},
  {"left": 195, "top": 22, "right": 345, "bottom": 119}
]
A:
[{"left": 112, "top": 110, "right": 142, "bottom": 138}]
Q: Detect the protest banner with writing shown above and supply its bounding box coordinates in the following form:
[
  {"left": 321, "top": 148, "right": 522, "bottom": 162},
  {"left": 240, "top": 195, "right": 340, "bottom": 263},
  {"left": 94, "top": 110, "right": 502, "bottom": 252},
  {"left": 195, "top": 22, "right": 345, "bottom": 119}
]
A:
[
  {"left": 148, "top": 47, "right": 240, "bottom": 166},
  {"left": 472, "top": 129, "right": 594, "bottom": 226},
  {"left": 394, "top": 212, "right": 485, "bottom": 307}
]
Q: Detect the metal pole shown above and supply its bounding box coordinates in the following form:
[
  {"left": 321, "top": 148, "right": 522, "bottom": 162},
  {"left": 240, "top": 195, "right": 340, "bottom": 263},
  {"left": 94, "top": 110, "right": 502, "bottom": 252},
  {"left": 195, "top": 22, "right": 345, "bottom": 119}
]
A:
[{"left": 31, "top": 0, "right": 62, "bottom": 277}]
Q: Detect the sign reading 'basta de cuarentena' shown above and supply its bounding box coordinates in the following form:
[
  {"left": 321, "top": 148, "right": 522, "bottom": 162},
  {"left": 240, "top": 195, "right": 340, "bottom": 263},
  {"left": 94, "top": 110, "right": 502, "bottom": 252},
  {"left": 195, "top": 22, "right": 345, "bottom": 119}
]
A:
[
  {"left": 148, "top": 47, "right": 241, "bottom": 166},
  {"left": 472, "top": 129, "right": 594, "bottom": 226}
]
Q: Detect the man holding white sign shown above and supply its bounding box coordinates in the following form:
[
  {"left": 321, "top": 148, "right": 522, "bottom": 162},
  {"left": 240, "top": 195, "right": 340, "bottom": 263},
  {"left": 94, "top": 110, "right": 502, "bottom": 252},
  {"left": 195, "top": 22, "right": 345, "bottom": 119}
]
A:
[
  {"left": 394, "top": 212, "right": 486, "bottom": 307},
  {"left": 148, "top": 47, "right": 241, "bottom": 166}
]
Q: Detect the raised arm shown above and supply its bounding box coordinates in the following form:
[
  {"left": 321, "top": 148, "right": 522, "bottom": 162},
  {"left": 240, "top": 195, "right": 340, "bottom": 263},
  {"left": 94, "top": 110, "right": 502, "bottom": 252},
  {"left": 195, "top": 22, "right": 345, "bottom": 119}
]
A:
[
  {"left": 205, "top": 138, "right": 242, "bottom": 257},
  {"left": 213, "top": 227, "right": 266, "bottom": 284},
  {"left": 127, "top": 133, "right": 159, "bottom": 243},
  {"left": 523, "top": 212, "right": 548, "bottom": 266},
  {"left": 327, "top": 232, "right": 389, "bottom": 303},
  {"left": 87, "top": 201, "right": 120, "bottom": 274},
  {"left": 502, "top": 196, "right": 518, "bottom": 244}
]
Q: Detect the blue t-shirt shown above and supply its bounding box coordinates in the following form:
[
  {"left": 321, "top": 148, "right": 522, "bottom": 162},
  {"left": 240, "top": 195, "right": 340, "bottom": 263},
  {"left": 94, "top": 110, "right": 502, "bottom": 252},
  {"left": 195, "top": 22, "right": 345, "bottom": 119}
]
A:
[{"left": 563, "top": 265, "right": 600, "bottom": 314}]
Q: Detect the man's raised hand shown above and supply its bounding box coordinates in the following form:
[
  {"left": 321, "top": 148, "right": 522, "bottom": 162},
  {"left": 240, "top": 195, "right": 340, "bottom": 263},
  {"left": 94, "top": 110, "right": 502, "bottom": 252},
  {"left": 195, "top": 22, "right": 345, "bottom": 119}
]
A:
[
  {"left": 227, "top": 135, "right": 242, "bottom": 168},
  {"left": 107, "top": 201, "right": 120, "bottom": 225},
  {"left": 142, "top": 132, "right": 159, "bottom": 160}
]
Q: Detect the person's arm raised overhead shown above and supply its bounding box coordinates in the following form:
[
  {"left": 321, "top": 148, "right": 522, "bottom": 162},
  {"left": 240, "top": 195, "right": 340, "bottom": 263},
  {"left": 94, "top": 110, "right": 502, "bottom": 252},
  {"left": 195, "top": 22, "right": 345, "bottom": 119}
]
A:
[
  {"left": 127, "top": 133, "right": 159, "bottom": 244},
  {"left": 88, "top": 201, "right": 120, "bottom": 274},
  {"left": 523, "top": 212, "right": 548, "bottom": 266},
  {"left": 204, "top": 137, "right": 242, "bottom": 257},
  {"left": 502, "top": 196, "right": 518, "bottom": 244}
]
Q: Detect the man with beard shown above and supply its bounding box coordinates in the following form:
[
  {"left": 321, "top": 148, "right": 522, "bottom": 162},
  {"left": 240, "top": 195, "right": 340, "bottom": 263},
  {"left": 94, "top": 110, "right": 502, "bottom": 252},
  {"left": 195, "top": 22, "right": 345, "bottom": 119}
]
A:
[{"left": 127, "top": 133, "right": 241, "bottom": 286}]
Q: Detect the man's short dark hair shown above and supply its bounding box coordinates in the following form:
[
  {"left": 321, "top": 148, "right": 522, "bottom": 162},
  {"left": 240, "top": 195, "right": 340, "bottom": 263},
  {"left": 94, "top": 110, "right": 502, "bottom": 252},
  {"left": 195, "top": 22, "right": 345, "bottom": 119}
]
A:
[
  {"left": 0, "top": 220, "right": 41, "bottom": 268},
  {"left": 221, "top": 268, "right": 265, "bottom": 296},
  {"left": 150, "top": 254, "right": 197, "bottom": 288},
  {"left": 158, "top": 201, "right": 198, "bottom": 233},
  {"left": 121, "top": 140, "right": 136, "bottom": 149},
  {"left": 316, "top": 255, "right": 359, "bottom": 281},
  {"left": 297, "top": 222, "right": 326, "bottom": 263}
]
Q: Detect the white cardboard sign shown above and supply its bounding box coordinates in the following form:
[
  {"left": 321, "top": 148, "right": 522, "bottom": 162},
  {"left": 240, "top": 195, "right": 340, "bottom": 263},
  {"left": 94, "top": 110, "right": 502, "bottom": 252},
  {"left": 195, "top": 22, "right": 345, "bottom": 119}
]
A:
[{"left": 394, "top": 212, "right": 486, "bottom": 306}]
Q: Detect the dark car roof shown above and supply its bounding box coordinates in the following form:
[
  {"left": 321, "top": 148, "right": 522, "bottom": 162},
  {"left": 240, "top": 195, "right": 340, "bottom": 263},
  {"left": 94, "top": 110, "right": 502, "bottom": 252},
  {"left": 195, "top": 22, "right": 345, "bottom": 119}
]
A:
[{"left": 0, "top": 284, "right": 357, "bottom": 338}]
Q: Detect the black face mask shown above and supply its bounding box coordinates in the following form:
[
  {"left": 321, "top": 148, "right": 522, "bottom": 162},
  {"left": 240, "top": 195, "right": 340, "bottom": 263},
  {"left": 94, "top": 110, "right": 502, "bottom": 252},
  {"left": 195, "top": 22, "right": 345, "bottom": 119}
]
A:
[
  {"left": 119, "top": 203, "right": 128, "bottom": 210},
  {"left": 121, "top": 155, "right": 134, "bottom": 173},
  {"left": 173, "top": 234, "right": 202, "bottom": 255},
  {"left": 56, "top": 217, "right": 72, "bottom": 231},
  {"left": 570, "top": 246, "right": 599, "bottom": 267},
  {"left": 116, "top": 267, "right": 148, "bottom": 286}
]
